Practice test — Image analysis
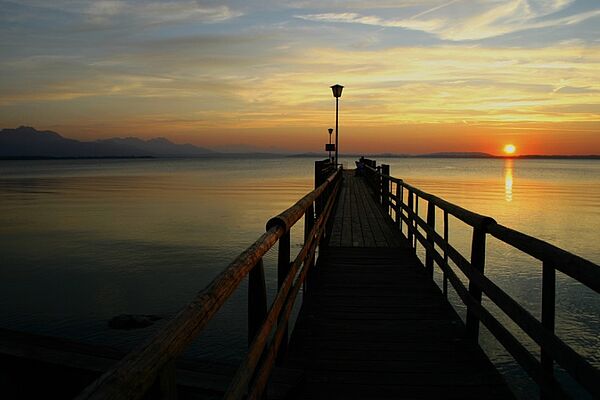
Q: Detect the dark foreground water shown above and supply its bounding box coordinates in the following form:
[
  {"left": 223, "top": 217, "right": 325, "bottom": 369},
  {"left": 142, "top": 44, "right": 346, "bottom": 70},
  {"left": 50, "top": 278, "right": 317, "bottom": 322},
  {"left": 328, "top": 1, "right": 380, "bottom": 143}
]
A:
[{"left": 0, "top": 156, "right": 598, "bottom": 398}]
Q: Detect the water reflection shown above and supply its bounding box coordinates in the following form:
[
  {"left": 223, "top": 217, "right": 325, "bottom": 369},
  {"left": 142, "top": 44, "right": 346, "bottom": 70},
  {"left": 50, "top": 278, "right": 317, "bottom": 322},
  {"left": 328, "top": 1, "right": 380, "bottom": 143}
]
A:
[{"left": 504, "top": 159, "right": 514, "bottom": 202}]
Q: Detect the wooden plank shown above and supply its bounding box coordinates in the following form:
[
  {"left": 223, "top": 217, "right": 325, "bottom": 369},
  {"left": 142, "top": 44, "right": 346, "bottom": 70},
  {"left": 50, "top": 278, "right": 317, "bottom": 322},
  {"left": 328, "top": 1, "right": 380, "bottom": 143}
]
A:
[
  {"left": 349, "top": 177, "right": 364, "bottom": 246},
  {"left": 339, "top": 177, "right": 353, "bottom": 247},
  {"left": 286, "top": 244, "right": 514, "bottom": 399},
  {"left": 330, "top": 180, "right": 345, "bottom": 245},
  {"left": 330, "top": 172, "right": 399, "bottom": 248}
]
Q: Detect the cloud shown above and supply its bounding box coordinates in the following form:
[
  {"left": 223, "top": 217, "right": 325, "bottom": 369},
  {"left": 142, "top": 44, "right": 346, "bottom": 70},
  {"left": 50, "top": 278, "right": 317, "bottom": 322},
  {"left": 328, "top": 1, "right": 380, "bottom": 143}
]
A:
[
  {"left": 553, "top": 86, "right": 599, "bottom": 94},
  {"left": 297, "top": 0, "right": 600, "bottom": 41},
  {"left": 281, "top": 0, "right": 435, "bottom": 10},
  {"left": 2, "top": 0, "right": 242, "bottom": 27},
  {"left": 2, "top": 42, "right": 599, "bottom": 129}
]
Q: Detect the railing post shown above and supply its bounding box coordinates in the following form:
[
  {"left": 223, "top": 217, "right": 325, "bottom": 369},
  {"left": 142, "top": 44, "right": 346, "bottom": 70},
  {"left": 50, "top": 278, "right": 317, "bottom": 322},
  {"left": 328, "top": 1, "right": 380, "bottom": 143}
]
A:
[
  {"left": 325, "top": 173, "right": 339, "bottom": 242},
  {"left": 381, "top": 164, "right": 390, "bottom": 213},
  {"left": 541, "top": 261, "right": 556, "bottom": 398},
  {"left": 466, "top": 226, "right": 487, "bottom": 343},
  {"left": 304, "top": 204, "right": 315, "bottom": 298},
  {"left": 369, "top": 160, "right": 377, "bottom": 191},
  {"left": 248, "top": 258, "right": 267, "bottom": 345},
  {"left": 395, "top": 180, "right": 402, "bottom": 232},
  {"left": 375, "top": 165, "right": 381, "bottom": 204},
  {"left": 413, "top": 194, "right": 419, "bottom": 250},
  {"left": 372, "top": 160, "right": 378, "bottom": 192},
  {"left": 314, "top": 160, "right": 327, "bottom": 218},
  {"left": 407, "top": 190, "right": 414, "bottom": 249},
  {"left": 443, "top": 211, "right": 449, "bottom": 298},
  {"left": 276, "top": 231, "right": 291, "bottom": 364},
  {"left": 425, "top": 201, "right": 435, "bottom": 278}
]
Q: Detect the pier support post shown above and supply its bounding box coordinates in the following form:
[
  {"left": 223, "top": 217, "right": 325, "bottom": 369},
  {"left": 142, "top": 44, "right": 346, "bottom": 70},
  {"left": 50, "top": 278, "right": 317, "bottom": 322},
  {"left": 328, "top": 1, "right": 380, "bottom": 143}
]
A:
[
  {"left": 248, "top": 258, "right": 267, "bottom": 345},
  {"left": 466, "top": 226, "right": 487, "bottom": 343},
  {"left": 276, "top": 232, "right": 291, "bottom": 364},
  {"left": 425, "top": 201, "right": 435, "bottom": 278}
]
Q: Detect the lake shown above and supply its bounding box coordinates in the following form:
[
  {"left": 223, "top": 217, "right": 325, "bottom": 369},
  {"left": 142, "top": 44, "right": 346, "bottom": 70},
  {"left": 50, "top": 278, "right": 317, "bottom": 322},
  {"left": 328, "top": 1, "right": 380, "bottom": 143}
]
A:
[{"left": 0, "top": 156, "right": 598, "bottom": 398}]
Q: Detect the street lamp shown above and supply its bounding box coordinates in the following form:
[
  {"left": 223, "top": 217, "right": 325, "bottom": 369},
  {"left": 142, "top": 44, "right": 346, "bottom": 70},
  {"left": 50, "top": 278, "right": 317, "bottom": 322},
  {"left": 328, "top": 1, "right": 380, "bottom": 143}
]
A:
[{"left": 330, "top": 84, "right": 343, "bottom": 167}]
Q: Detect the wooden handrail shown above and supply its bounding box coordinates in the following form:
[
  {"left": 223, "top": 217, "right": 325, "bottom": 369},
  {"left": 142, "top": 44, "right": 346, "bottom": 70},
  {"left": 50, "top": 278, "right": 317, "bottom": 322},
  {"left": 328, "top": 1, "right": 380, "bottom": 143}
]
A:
[
  {"left": 487, "top": 224, "right": 600, "bottom": 293},
  {"left": 76, "top": 166, "right": 342, "bottom": 400},
  {"left": 363, "top": 161, "right": 493, "bottom": 228},
  {"left": 359, "top": 158, "right": 600, "bottom": 398},
  {"left": 246, "top": 177, "right": 341, "bottom": 400},
  {"left": 409, "top": 211, "right": 598, "bottom": 394},
  {"left": 224, "top": 168, "right": 342, "bottom": 400}
]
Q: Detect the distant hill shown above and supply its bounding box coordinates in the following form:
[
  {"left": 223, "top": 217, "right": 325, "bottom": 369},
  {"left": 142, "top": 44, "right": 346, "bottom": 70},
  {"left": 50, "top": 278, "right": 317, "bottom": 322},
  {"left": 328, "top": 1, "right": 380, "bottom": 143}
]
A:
[
  {"left": 96, "top": 137, "right": 214, "bottom": 156},
  {"left": 416, "top": 152, "right": 493, "bottom": 158},
  {"left": 515, "top": 154, "right": 600, "bottom": 160},
  {"left": 0, "top": 126, "right": 214, "bottom": 158},
  {"left": 210, "top": 143, "right": 292, "bottom": 154},
  {"left": 291, "top": 152, "right": 493, "bottom": 158}
]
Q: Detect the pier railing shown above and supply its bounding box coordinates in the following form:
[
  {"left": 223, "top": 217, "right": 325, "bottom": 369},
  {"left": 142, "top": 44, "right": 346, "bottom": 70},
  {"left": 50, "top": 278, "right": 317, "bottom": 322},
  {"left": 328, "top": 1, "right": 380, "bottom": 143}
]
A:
[
  {"left": 76, "top": 162, "right": 342, "bottom": 400},
  {"left": 362, "top": 159, "right": 600, "bottom": 399}
]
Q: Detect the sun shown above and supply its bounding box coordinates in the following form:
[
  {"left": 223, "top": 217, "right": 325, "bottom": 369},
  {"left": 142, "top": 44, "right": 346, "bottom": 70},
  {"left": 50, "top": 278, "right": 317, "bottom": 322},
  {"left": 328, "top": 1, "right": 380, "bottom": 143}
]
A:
[{"left": 503, "top": 144, "right": 516, "bottom": 155}]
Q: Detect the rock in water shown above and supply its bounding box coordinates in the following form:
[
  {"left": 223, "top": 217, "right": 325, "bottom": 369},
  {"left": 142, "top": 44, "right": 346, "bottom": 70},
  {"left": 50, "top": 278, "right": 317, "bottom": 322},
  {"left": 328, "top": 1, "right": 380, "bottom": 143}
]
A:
[{"left": 108, "top": 314, "right": 162, "bottom": 330}]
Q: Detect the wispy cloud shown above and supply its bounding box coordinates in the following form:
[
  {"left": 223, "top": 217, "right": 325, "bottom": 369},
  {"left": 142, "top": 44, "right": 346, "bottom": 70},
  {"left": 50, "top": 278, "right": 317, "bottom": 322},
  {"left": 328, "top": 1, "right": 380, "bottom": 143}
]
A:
[
  {"left": 87, "top": 1, "right": 242, "bottom": 26},
  {"left": 297, "top": 0, "right": 600, "bottom": 41},
  {"left": 3, "top": 0, "right": 242, "bottom": 27},
  {"left": 2, "top": 42, "right": 599, "bottom": 127}
]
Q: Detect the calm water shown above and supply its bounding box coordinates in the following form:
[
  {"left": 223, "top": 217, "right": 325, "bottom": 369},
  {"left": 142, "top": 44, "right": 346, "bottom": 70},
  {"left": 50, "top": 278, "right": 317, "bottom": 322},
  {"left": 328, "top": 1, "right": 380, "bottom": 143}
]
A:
[{"left": 0, "top": 156, "right": 598, "bottom": 397}]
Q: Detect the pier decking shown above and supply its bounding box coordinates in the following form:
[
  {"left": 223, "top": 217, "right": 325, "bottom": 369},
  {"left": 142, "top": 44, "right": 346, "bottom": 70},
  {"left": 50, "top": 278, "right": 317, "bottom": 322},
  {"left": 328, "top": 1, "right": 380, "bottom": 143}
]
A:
[
  {"left": 328, "top": 172, "right": 402, "bottom": 248},
  {"left": 286, "top": 173, "right": 512, "bottom": 399}
]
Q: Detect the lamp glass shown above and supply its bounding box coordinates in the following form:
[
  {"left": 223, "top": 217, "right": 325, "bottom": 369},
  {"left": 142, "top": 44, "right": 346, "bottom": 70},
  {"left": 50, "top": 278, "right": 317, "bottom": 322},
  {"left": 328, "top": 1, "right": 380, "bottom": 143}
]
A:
[{"left": 330, "top": 84, "right": 344, "bottom": 98}]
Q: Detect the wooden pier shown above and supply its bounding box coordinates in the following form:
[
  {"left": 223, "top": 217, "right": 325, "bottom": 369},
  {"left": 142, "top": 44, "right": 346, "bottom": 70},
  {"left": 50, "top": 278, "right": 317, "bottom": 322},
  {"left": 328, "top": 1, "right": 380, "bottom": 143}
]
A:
[
  {"left": 2, "top": 159, "right": 600, "bottom": 400},
  {"left": 285, "top": 172, "right": 512, "bottom": 398}
]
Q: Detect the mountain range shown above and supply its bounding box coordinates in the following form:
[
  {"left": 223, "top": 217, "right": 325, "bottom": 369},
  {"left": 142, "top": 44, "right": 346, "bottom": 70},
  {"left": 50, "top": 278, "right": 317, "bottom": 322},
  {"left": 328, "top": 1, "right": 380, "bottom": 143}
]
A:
[
  {"left": 1, "top": 126, "right": 598, "bottom": 159},
  {"left": 0, "top": 126, "right": 214, "bottom": 158}
]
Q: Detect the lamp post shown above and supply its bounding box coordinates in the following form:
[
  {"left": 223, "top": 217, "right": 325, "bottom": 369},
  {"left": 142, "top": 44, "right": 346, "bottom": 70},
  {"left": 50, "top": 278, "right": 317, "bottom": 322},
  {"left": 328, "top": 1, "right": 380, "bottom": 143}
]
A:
[
  {"left": 330, "top": 84, "right": 343, "bottom": 167},
  {"left": 328, "top": 128, "right": 333, "bottom": 163}
]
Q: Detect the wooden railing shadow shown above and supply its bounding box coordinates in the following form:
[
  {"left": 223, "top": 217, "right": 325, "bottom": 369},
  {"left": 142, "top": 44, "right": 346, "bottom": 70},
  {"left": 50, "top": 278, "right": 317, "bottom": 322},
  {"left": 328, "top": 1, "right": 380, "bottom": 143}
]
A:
[
  {"left": 361, "top": 158, "right": 600, "bottom": 399},
  {"left": 75, "top": 161, "right": 342, "bottom": 400}
]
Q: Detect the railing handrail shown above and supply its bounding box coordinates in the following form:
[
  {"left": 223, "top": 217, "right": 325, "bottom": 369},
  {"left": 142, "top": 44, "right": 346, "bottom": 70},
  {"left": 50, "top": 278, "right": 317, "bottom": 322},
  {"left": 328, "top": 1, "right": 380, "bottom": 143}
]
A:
[
  {"left": 361, "top": 159, "right": 600, "bottom": 292},
  {"left": 487, "top": 223, "right": 600, "bottom": 293},
  {"left": 364, "top": 162, "right": 492, "bottom": 227},
  {"left": 224, "top": 169, "right": 342, "bottom": 399},
  {"left": 76, "top": 166, "right": 342, "bottom": 400},
  {"left": 359, "top": 158, "right": 600, "bottom": 399}
]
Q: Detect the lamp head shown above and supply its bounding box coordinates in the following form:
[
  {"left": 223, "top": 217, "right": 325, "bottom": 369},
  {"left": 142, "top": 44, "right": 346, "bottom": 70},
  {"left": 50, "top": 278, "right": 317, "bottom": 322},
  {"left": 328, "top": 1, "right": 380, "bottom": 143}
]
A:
[
  {"left": 328, "top": 128, "right": 333, "bottom": 134},
  {"left": 330, "top": 84, "right": 344, "bottom": 98}
]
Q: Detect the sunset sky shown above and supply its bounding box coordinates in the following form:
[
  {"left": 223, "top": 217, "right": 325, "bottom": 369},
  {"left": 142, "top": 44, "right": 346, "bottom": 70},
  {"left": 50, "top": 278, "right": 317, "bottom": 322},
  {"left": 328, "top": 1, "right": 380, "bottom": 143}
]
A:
[{"left": 1, "top": 0, "right": 599, "bottom": 155}]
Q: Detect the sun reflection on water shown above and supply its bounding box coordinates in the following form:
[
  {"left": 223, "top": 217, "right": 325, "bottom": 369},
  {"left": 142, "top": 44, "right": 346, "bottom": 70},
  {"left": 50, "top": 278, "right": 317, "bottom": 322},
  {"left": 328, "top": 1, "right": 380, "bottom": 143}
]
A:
[{"left": 504, "top": 159, "right": 514, "bottom": 202}]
